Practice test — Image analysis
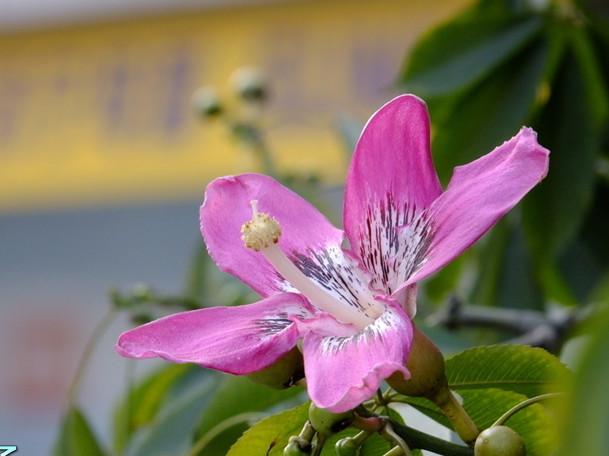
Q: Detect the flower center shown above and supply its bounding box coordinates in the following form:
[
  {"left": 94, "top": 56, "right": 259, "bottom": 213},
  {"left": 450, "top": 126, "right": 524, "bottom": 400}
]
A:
[{"left": 241, "top": 200, "right": 378, "bottom": 329}]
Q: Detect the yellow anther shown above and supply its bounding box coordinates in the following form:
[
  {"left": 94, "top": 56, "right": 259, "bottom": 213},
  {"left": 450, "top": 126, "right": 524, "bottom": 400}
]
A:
[{"left": 241, "top": 201, "right": 282, "bottom": 251}]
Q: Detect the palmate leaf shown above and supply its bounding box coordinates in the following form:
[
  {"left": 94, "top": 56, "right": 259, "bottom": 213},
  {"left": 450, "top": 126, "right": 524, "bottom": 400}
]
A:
[
  {"left": 391, "top": 345, "right": 567, "bottom": 455},
  {"left": 445, "top": 344, "right": 570, "bottom": 396},
  {"left": 395, "top": 388, "right": 557, "bottom": 456}
]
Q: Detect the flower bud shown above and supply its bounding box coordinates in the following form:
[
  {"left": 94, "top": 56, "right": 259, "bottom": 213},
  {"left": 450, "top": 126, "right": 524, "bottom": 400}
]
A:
[
  {"left": 474, "top": 426, "right": 525, "bottom": 456},
  {"left": 192, "top": 86, "right": 223, "bottom": 118},
  {"left": 334, "top": 436, "right": 359, "bottom": 455},
  {"left": 308, "top": 403, "right": 354, "bottom": 435},
  {"left": 387, "top": 326, "right": 480, "bottom": 444},
  {"left": 387, "top": 326, "right": 446, "bottom": 397},
  {"left": 283, "top": 437, "right": 310, "bottom": 455},
  {"left": 247, "top": 347, "right": 304, "bottom": 389},
  {"left": 231, "top": 67, "right": 268, "bottom": 102}
]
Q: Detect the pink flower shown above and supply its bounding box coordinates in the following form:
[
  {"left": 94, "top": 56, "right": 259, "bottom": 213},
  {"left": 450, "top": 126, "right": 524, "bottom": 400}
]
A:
[{"left": 116, "top": 95, "right": 549, "bottom": 412}]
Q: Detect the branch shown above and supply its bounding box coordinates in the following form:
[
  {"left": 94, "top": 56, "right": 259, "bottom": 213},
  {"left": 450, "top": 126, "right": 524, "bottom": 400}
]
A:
[{"left": 427, "top": 296, "right": 599, "bottom": 354}]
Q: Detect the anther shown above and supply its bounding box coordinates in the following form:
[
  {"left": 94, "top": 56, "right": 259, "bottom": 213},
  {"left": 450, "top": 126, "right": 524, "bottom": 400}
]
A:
[{"left": 241, "top": 200, "right": 282, "bottom": 251}]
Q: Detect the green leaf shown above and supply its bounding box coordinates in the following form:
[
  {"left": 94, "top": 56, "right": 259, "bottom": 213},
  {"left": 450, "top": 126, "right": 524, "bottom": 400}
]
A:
[
  {"left": 227, "top": 402, "right": 392, "bottom": 456},
  {"left": 193, "top": 376, "right": 305, "bottom": 455},
  {"left": 400, "top": 15, "right": 542, "bottom": 97},
  {"left": 431, "top": 36, "right": 549, "bottom": 183},
  {"left": 523, "top": 29, "right": 606, "bottom": 261},
  {"left": 557, "top": 307, "right": 609, "bottom": 455},
  {"left": 227, "top": 403, "right": 309, "bottom": 456},
  {"left": 474, "top": 223, "right": 545, "bottom": 310},
  {"left": 112, "top": 364, "right": 194, "bottom": 453},
  {"left": 445, "top": 344, "right": 570, "bottom": 396},
  {"left": 53, "top": 407, "right": 106, "bottom": 456},
  {"left": 397, "top": 388, "right": 557, "bottom": 456},
  {"left": 423, "top": 253, "right": 468, "bottom": 306},
  {"left": 124, "top": 370, "right": 220, "bottom": 456}
]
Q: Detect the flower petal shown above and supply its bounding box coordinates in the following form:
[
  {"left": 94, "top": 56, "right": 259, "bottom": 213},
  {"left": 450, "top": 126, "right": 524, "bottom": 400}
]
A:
[
  {"left": 405, "top": 127, "right": 550, "bottom": 286},
  {"left": 344, "top": 95, "right": 442, "bottom": 295},
  {"left": 116, "top": 293, "right": 310, "bottom": 375},
  {"left": 200, "top": 173, "right": 344, "bottom": 297},
  {"left": 301, "top": 303, "right": 413, "bottom": 412}
]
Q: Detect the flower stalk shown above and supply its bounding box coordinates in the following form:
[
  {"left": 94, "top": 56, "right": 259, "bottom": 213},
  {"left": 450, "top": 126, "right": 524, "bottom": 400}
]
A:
[
  {"left": 491, "top": 392, "right": 563, "bottom": 427},
  {"left": 429, "top": 385, "right": 479, "bottom": 444}
]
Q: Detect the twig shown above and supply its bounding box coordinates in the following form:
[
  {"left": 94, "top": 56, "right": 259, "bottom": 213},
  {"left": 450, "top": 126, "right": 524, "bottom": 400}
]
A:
[{"left": 427, "top": 296, "right": 598, "bottom": 353}]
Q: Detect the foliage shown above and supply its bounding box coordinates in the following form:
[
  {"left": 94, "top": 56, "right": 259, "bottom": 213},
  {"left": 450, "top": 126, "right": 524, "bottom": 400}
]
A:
[{"left": 400, "top": 0, "right": 609, "bottom": 309}]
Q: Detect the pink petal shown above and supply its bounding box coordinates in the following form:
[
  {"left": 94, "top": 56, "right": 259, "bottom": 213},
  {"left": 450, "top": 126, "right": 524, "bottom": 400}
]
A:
[
  {"left": 200, "top": 173, "right": 344, "bottom": 297},
  {"left": 116, "top": 293, "right": 310, "bottom": 375},
  {"left": 301, "top": 303, "right": 413, "bottom": 412},
  {"left": 405, "top": 127, "right": 550, "bottom": 286},
  {"left": 344, "top": 95, "right": 442, "bottom": 296}
]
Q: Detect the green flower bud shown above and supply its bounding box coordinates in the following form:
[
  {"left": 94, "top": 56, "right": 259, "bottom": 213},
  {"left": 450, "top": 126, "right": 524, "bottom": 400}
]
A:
[
  {"left": 283, "top": 436, "right": 311, "bottom": 455},
  {"left": 335, "top": 436, "right": 359, "bottom": 455},
  {"left": 247, "top": 347, "right": 304, "bottom": 389},
  {"left": 387, "top": 326, "right": 480, "bottom": 444},
  {"left": 192, "top": 86, "right": 223, "bottom": 118},
  {"left": 308, "top": 403, "right": 353, "bottom": 435},
  {"left": 474, "top": 426, "right": 525, "bottom": 456},
  {"left": 387, "top": 326, "right": 446, "bottom": 398},
  {"left": 231, "top": 67, "right": 268, "bottom": 102}
]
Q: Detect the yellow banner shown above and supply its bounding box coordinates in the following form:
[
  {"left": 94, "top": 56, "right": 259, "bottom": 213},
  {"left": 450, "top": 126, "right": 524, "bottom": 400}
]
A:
[{"left": 0, "top": 0, "right": 466, "bottom": 212}]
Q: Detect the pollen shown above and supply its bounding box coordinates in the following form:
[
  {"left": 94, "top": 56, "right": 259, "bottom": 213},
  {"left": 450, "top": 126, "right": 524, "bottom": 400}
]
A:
[{"left": 241, "top": 201, "right": 282, "bottom": 251}]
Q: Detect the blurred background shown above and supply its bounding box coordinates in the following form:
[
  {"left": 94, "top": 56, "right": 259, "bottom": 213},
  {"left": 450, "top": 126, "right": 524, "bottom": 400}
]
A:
[
  {"left": 2, "top": 0, "right": 609, "bottom": 455},
  {"left": 0, "top": 0, "right": 466, "bottom": 453}
]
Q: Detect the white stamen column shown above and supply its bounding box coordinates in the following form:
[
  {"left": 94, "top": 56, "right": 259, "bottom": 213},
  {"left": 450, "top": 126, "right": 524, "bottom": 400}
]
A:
[{"left": 241, "top": 201, "right": 375, "bottom": 329}]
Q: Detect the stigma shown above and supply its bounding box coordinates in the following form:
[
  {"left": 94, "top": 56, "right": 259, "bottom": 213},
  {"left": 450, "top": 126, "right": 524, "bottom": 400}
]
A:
[
  {"left": 241, "top": 200, "right": 377, "bottom": 329},
  {"left": 241, "top": 201, "right": 281, "bottom": 251}
]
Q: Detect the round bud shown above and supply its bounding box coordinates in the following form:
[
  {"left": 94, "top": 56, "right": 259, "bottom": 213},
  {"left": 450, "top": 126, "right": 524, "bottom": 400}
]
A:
[
  {"left": 192, "top": 86, "right": 223, "bottom": 118},
  {"left": 387, "top": 325, "right": 446, "bottom": 398},
  {"left": 334, "top": 436, "right": 359, "bottom": 455},
  {"left": 247, "top": 347, "right": 304, "bottom": 389},
  {"left": 308, "top": 403, "right": 353, "bottom": 435},
  {"left": 231, "top": 67, "right": 268, "bottom": 102},
  {"left": 474, "top": 426, "right": 525, "bottom": 456},
  {"left": 283, "top": 436, "right": 310, "bottom": 455}
]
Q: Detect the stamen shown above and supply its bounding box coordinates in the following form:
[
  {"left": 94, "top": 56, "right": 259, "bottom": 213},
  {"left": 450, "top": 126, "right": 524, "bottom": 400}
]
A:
[
  {"left": 241, "top": 201, "right": 376, "bottom": 329},
  {"left": 241, "top": 200, "right": 282, "bottom": 251}
]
